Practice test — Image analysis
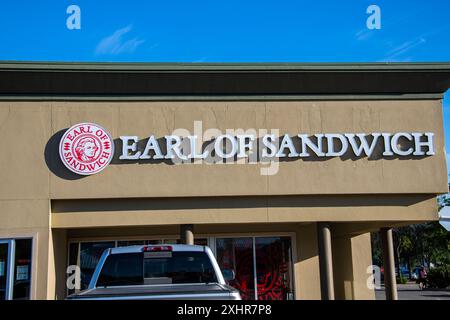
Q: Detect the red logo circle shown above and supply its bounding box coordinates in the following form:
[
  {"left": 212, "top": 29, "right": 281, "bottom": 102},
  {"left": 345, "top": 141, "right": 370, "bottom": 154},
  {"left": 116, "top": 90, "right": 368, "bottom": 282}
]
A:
[{"left": 59, "top": 123, "right": 114, "bottom": 175}]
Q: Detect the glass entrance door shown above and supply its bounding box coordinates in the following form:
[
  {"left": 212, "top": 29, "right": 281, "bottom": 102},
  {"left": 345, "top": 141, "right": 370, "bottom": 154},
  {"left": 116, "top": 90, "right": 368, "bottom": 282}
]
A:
[{"left": 0, "top": 240, "right": 14, "bottom": 300}]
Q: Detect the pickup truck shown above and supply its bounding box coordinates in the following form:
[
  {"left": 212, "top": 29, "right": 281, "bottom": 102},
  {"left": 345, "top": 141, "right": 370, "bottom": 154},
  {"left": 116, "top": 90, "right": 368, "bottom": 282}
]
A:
[{"left": 66, "top": 244, "right": 241, "bottom": 300}]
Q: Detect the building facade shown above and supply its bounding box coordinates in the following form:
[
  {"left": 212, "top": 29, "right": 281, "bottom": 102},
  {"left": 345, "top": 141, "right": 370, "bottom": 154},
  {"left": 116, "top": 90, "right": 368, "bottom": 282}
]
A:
[{"left": 0, "top": 62, "right": 449, "bottom": 300}]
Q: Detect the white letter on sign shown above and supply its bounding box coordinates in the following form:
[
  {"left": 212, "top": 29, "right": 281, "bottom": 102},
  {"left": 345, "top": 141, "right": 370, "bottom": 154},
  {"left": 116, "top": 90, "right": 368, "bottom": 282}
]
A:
[
  {"left": 325, "top": 134, "right": 348, "bottom": 157},
  {"left": 140, "top": 135, "right": 164, "bottom": 159},
  {"left": 119, "top": 136, "right": 141, "bottom": 160},
  {"left": 391, "top": 133, "right": 413, "bottom": 156},
  {"left": 214, "top": 135, "right": 238, "bottom": 159},
  {"left": 261, "top": 134, "right": 277, "bottom": 158},
  {"left": 187, "top": 136, "right": 209, "bottom": 159},
  {"left": 381, "top": 133, "right": 394, "bottom": 156},
  {"left": 237, "top": 135, "right": 255, "bottom": 158},
  {"left": 298, "top": 134, "right": 325, "bottom": 157},
  {"left": 345, "top": 133, "right": 381, "bottom": 157},
  {"left": 165, "top": 136, "right": 187, "bottom": 160},
  {"left": 412, "top": 132, "right": 435, "bottom": 156},
  {"left": 276, "top": 134, "right": 298, "bottom": 158}
]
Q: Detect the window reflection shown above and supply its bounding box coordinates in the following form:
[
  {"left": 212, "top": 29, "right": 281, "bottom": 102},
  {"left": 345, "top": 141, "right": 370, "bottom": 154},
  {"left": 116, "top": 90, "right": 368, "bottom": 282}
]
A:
[
  {"left": 117, "top": 240, "right": 145, "bottom": 247},
  {"left": 0, "top": 239, "right": 33, "bottom": 300},
  {"left": 67, "top": 236, "right": 293, "bottom": 300},
  {"left": 12, "top": 239, "right": 32, "bottom": 300},
  {"left": 216, "top": 237, "right": 256, "bottom": 300},
  {"left": 79, "top": 242, "right": 115, "bottom": 290},
  {"left": 255, "top": 237, "right": 293, "bottom": 300},
  {"left": 216, "top": 237, "right": 294, "bottom": 300}
]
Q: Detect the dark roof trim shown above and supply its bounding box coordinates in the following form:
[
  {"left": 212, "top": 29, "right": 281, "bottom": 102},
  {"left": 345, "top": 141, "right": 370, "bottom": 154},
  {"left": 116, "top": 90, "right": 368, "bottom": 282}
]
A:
[
  {"left": 1, "top": 61, "right": 450, "bottom": 96},
  {"left": 2, "top": 61, "right": 450, "bottom": 72},
  {"left": 0, "top": 93, "right": 443, "bottom": 102}
]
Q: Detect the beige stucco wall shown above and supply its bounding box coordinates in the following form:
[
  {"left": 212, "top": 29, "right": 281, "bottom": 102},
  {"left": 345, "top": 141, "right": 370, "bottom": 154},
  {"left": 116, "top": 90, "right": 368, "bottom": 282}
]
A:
[
  {"left": 295, "top": 223, "right": 321, "bottom": 300},
  {"left": 0, "top": 100, "right": 446, "bottom": 203},
  {"left": 332, "top": 232, "right": 375, "bottom": 300},
  {"left": 50, "top": 100, "right": 446, "bottom": 198},
  {"left": 0, "top": 200, "right": 50, "bottom": 299},
  {"left": 51, "top": 194, "right": 438, "bottom": 229}
]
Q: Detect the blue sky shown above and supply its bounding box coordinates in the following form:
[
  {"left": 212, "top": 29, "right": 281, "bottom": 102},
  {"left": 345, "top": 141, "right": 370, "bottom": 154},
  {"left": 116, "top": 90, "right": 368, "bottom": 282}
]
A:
[
  {"left": 0, "top": 0, "right": 449, "bottom": 176},
  {"left": 0, "top": 1, "right": 449, "bottom": 62}
]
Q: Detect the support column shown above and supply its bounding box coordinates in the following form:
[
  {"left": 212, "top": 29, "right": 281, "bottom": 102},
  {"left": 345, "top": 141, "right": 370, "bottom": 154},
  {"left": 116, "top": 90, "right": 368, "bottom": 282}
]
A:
[
  {"left": 331, "top": 232, "right": 376, "bottom": 300},
  {"left": 317, "top": 222, "right": 335, "bottom": 300},
  {"left": 380, "top": 228, "right": 398, "bottom": 300},
  {"left": 180, "top": 224, "right": 194, "bottom": 245}
]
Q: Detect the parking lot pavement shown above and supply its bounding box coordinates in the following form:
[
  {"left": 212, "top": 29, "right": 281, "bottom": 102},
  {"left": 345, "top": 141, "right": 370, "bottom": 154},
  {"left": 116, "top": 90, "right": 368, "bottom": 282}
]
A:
[{"left": 375, "top": 283, "right": 450, "bottom": 300}]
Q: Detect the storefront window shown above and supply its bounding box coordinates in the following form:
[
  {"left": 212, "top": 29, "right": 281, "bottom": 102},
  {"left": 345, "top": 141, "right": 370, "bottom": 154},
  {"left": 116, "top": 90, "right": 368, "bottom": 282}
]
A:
[
  {"left": 117, "top": 240, "right": 145, "bottom": 247},
  {"left": 0, "top": 239, "right": 33, "bottom": 300},
  {"left": 255, "top": 237, "right": 294, "bottom": 300},
  {"left": 146, "top": 240, "right": 162, "bottom": 245},
  {"left": 162, "top": 239, "right": 180, "bottom": 244},
  {"left": 67, "top": 242, "right": 79, "bottom": 295},
  {"left": 79, "top": 242, "right": 115, "bottom": 290},
  {"left": 216, "top": 237, "right": 256, "bottom": 300},
  {"left": 68, "top": 242, "right": 79, "bottom": 268},
  {"left": 12, "top": 239, "right": 32, "bottom": 300},
  {"left": 67, "top": 236, "right": 291, "bottom": 299},
  {"left": 194, "top": 238, "right": 208, "bottom": 246},
  {"left": 216, "top": 236, "right": 294, "bottom": 300}
]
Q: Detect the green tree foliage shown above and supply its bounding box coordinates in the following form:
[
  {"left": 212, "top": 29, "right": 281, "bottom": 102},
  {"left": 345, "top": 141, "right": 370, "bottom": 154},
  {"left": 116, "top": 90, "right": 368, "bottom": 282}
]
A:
[
  {"left": 427, "top": 265, "right": 450, "bottom": 288},
  {"left": 371, "top": 194, "right": 450, "bottom": 274}
]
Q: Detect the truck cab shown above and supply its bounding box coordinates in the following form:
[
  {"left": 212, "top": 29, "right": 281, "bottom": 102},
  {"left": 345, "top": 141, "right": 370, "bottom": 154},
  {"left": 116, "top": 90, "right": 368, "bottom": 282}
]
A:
[{"left": 66, "top": 244, "right": 241, "bottom": 300}]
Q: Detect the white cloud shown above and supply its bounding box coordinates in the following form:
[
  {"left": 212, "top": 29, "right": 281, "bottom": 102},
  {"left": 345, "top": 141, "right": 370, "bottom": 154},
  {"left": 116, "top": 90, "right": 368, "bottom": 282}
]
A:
[
  {"left": 380, "top": 37, "right": 426, "bottom": 61},
  {"left": 355, "top": 28, "right": 375, "bottom": 41},
  {"left": 193, "top": 56, "right": 208, "bottom": 63},
  {"left": 95, "top": 25, "right": 145, "bottom": 55}
]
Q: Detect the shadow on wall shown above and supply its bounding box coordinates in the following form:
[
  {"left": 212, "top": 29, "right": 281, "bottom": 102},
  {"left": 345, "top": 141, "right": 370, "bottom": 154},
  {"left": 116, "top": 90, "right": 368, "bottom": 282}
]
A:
[
  {"left": 51, "top": 194, "right": 434, "bottom": 213},
  {"left": 44, "top": 129, "right": 85, "bottom": 180}
]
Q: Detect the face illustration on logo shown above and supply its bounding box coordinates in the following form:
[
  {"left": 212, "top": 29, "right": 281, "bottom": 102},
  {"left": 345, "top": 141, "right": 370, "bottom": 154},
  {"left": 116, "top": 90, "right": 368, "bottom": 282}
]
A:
[
  {"left": 59, "top": 123, "right": 114, "bottom": 176},
  {"left": 74, "top": 137, "right": 100, "bottom": 162}
]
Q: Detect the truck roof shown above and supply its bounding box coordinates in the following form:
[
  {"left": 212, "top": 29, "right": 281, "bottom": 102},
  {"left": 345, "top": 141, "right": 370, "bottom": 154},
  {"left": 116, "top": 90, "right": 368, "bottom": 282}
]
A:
[{"left": 109, "top": 244, "right": 206, "bottom": 255}]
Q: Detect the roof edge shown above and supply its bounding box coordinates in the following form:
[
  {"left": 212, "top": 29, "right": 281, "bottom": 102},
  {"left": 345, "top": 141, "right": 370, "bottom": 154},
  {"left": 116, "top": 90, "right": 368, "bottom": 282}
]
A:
[
  {"left": 1, "top": 61, "right": 450, "bottom": 72},
  {"left": 1, "top": 61, "right": 449, "bottom": 96}
]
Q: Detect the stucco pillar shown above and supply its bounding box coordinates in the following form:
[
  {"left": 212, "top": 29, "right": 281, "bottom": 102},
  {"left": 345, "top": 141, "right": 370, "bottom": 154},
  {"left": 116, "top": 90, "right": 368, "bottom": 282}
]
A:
[
  {"left": 380, "top": 228, "right": 398, "bottom": 300},
  {"left": 180, "top": 224, "right": 194, "bottom": 245},
  {"left": 317, "top": 222, "right": 335, "bottom": 300},
  {"left": 332, "top": 232, "right": 376, "bottom": 300},
  {"left": 295, "top": 223, "right": 321, "bottom": 300}
]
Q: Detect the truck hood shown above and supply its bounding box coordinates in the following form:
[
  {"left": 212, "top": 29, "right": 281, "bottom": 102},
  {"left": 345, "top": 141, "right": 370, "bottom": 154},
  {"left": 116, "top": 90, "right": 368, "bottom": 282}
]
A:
[{"left": 66, "top": 283, "right": 239, "bottom": 300}]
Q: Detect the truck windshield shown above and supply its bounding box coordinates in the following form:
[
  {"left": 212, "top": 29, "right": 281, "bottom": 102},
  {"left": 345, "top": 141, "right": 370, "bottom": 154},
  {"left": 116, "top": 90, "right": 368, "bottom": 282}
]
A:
[{"left": 96, "top": 251, "right": 218, "bottom": 287}]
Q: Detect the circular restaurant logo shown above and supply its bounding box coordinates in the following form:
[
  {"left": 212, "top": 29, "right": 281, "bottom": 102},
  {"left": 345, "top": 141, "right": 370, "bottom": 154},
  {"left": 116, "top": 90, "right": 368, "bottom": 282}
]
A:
[{"left": 59, "top": 123, "right": 114, "bottom": 175}]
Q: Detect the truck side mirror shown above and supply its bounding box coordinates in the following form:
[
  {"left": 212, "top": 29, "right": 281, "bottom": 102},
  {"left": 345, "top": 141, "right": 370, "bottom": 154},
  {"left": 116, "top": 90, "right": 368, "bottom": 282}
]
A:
[{"left": 222, "top": 269, "right": 235, "bottom": 282}]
